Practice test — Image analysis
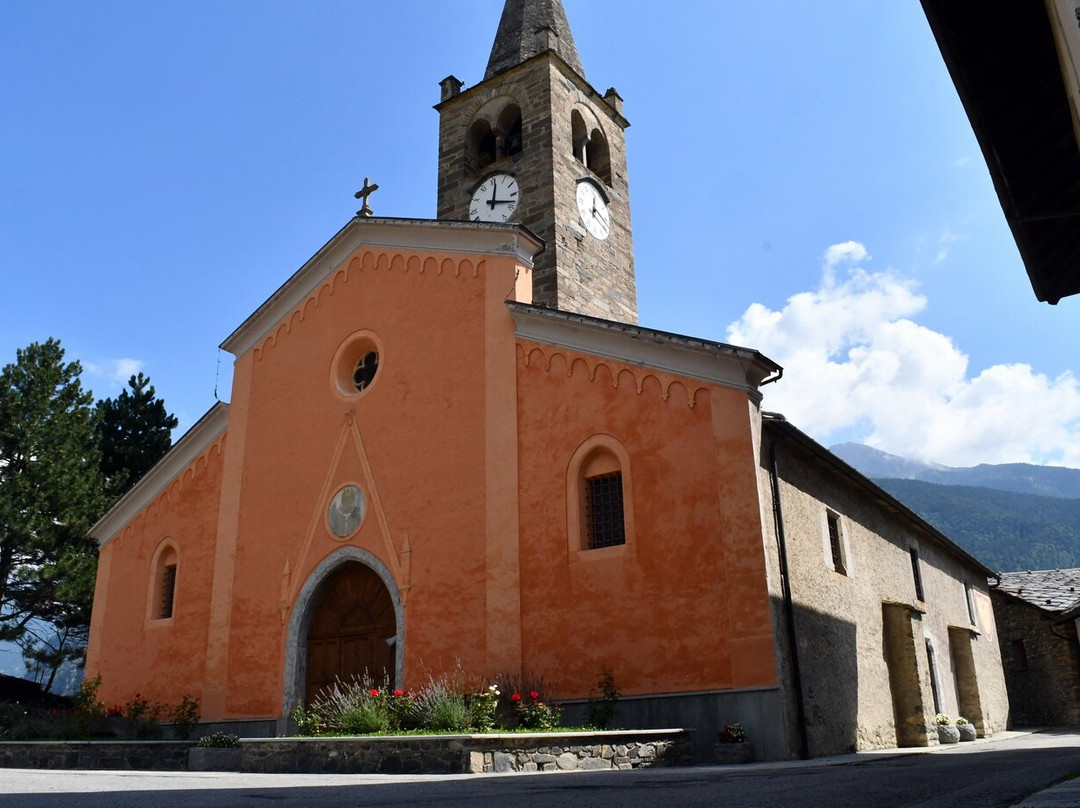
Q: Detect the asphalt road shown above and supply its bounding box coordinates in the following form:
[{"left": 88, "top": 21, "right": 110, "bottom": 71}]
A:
[{"left": 2, "top": 730, "right": 1079, "bottom": 808}]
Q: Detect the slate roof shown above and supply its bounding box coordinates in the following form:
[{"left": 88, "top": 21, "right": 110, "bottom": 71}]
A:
[
  {"left": 995, "top": 568, "right": 1080, "bottom": 614},
  {"left": 486, "top": 0, "right": 585, "bottom": 80}
]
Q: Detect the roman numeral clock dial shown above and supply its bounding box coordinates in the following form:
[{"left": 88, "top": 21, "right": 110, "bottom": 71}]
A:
[
  {"left": 576, "top": 180, "right": 611, "bottom": 240},
  {"left": 469, "top": 174, "right": 520, "bottom": 223}
]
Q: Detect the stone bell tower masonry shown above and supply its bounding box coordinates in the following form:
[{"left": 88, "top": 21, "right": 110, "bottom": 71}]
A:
[{"left": 435, "top": 0, "right": 638, "bottom": 324}]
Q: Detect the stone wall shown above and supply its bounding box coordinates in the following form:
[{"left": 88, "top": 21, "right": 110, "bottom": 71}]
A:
[
  {"left": 0, "top": 730, "right": 692, "bottom": 775},
  {"left": 0, "top": 741, "right": 194, "bottom": 771},
  {"left": 758, "top": 423, "right": 1010, "bottom": 757},
  {"left": 992, "top": 592, "right": 1080, "bottom": 727}
]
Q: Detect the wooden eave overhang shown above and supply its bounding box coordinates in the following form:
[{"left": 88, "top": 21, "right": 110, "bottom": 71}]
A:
[
  {"left": 508, "top": 301, "right": 783, "bottom": 396},
  {"left": 921, "top": 0, "right": 1080, "bottom": 304},
  {"left": 90, "top": 402, "right": 230, "bottom": 546},
  {"left": 763, "top": 413, "right": 997, "bottom": 578},
  {"left": 221, "top": 217, "right": 544, "bottom": 359}
]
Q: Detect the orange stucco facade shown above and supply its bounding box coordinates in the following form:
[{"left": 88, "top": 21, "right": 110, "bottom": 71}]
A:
[{"left": 86, "top": 218, "right": 780, "bottom": 728}]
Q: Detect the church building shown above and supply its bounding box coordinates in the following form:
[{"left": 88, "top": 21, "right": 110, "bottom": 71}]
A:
[{"left": 86, "top": 0, "right": 1009, "bottom": 761}]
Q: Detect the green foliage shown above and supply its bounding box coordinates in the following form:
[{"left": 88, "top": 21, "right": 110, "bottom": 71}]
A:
[
  {"left": 95, "top": 372, "right": 178, "bottom": 503},
  {"left": 290, "top": 703, "right": 321, "bottom": 737},
  {"left": 469, "top": 684, "right": 500, "bottom": 733},
  {"left": 171, "top": 694, "right": 200, "bottom": 739},
  {"left": 717, "top": 723, "right": 748, "bottom": 743},
  {"left": 310, "top": 674, "right": 397, "bottom": 735},
  {"left": 876, "top": 478, "right": 1080, "bottom": 572},
  {"left": 512, "top": 690, "right": 561, "bottom": 731},
  {"left": 197, "top": 732, "right": 240, "bottom": 748},
  {"left": 585, "top": 666, "right": 620, "bottom": 730},
  {"left": 0, "top": 339, "right": 106, "bottom": 656}
]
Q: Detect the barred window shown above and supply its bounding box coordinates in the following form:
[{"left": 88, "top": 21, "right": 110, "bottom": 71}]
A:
[
  {"left": 150, "top": 542, "right": 178, "bottom": 622},
  {"left": 159, "top": 564, "right": 177, "bottom": 619},
  {"left": 585, "top": 471, "right": 625, "bottom": 549}
]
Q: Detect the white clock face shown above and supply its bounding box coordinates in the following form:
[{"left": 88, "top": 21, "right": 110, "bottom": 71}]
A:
[
  {"left": 470, "top": 174, "right": 520, "bottom": 223},
  {"left": 577, "top": 181, "right": 611, "bottom": 240}
]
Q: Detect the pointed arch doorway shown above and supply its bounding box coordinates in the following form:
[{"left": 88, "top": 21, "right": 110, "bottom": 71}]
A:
[{"left": 304, "top": 562, "right": 397, "bottom": 704}]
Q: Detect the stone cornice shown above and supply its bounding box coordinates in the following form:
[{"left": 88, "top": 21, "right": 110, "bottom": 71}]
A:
[
  {"left": 90, "top": 402, "right": 230, "bottom": 546},
  {"left": 435, "top": 51, "right": 629, "bottom": 130},
  {"left": 508, "top": 302, "right": 782, "bottom": 393},
  {"left": 221, "top": 218, "right": 544, "bottom": 358}
]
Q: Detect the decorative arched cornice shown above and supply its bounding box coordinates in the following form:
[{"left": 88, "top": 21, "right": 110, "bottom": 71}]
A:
[
  {"left": 282, "top": 546, "right": 405, "bottom": 717},
  {"left": 517, "top": 342, "right": 710, "bottom": 409},
  {"left": 252, "top": 250, "right": 486, "bottom": 361}
]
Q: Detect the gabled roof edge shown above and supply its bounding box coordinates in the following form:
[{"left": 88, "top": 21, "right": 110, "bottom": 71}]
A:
[{"left": 90, "top": 402, "right": 230, "bottom": 546}]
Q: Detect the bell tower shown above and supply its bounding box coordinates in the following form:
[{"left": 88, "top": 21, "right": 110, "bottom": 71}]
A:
[{"left": 436, "top": 0, "right": 637, "bottom": 324}]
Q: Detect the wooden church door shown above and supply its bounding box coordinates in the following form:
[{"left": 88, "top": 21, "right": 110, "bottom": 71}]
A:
[{"left": 305, "top": 563, "right": 396, "bottom": 704}]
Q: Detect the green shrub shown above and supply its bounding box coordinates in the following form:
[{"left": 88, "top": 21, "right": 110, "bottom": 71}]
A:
[
  {"left": 586, "top": 667, "right": 620, "bottom": 730},
  {"left": 197, "top": 732, "right": 240, "bottom": 748},
  {"left": 171, "top": 694, "right": 200, "bottom": 740}
]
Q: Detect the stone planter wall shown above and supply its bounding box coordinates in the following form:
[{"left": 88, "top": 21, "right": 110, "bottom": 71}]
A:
[
  {"left": 242, "top": 730, "right": 693, "bottom": 775},
  {"left": 0, "top": 741, "right": 194, "bottom": 771},
  {"left": 0, "top": 729, "right": 693, "bottom": 775}
]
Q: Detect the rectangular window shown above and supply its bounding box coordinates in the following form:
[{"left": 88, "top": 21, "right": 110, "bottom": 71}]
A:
[
  {"left": 585, "top": 472, "right": 625, "bottom": 549},
  {"left": 965, "top": 582, "right": 978, "bottom": 627},
  {"left": 826, "top": 511, "right": 847, "bottom": 575},
  {"left": 1012, "top": 639, "right": 1029, "bottom": 671},
  {"left": 910, "top": 548, "right": 925, "bottom": 602},
  {"left": 160, "top": 564, "right": 177, "bottom": 619}
]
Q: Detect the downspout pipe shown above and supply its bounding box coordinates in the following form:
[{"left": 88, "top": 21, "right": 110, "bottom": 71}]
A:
[{"left": 767, "top": 421, "right": 810, "bottom": 760}]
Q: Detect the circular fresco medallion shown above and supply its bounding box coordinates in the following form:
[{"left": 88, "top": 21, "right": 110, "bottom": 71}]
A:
[{"left": 328, "top": 485, "right": 366, "bottom": 539}]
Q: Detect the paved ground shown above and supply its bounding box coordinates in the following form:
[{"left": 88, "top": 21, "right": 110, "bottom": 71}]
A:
[{"left": 1, "top": 730, "right": 1078, "bottom": 807}]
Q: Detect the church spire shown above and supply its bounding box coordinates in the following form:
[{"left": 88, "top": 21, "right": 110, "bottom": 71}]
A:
[{"left": 485, "top": 0, "right": 585, "bottom": 80}]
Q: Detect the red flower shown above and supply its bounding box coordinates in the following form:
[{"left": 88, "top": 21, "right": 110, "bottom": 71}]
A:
[
  {"left": 369, "top": 689, "right": 379, "bottom": 697},
  {"left": 511, "top": 693, "right": 522, "bottom": 703},
  {"left": 393, "top": 689, "right": 404, "bottom": 697},
  {"left": 529, "top": 690, "right": 540, "bottom": 700}
]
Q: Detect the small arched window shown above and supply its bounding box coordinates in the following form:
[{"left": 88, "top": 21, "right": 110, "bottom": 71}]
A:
[
  {"left": 571, "top": 110, "right": 588, "bottom": 163},
  {"left": 150, "top": 542, "right": 178, "bottom": 621},
  {"left": 587, "top": 128, "right": 612, "bottom": 186},
  {"left": 497, "top": 104, "right": 524, "bottom": 159},
  {"left": 567, "top": 435, "right": 634, "bottom": 557},
  {"left": 466, "top": 119, "right": 497, "bottom": 173}
]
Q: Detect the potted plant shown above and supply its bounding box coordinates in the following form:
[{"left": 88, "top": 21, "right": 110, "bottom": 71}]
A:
[
  {"left": 188, "top": 732, "right": 242, "bottom": 772},
  {"left": 714, "top": 723, "right": 753, "bottom": 764},
  {"left": 955, "top": 717, "right": 977, "bottom": 742},
  {"left": 935, "top": 714, "right": 960, "bottom": 745}
]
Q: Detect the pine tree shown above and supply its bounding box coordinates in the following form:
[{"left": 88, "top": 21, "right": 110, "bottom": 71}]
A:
[
  {"left": 96, "top": 372, "right": 179, "bottom": 502},
  {"left": 0, "top": 339, "right": 106, "bottom": 651}
]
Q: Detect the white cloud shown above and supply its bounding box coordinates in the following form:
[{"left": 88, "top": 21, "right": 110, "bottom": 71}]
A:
[
  {"left": 84, "top": 358, "right": 144, "bottom": 386},
  {"left": 728, "top": 242, "right": 1080, "bottom": 468}
]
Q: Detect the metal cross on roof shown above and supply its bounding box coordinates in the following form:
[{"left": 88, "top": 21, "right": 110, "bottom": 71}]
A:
[{"left": 354, "top": 178, "right": 380, "bottom": 217}]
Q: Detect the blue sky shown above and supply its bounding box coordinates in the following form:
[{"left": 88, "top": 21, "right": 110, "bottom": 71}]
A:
[{"left": 3, "top": 1, "right": 1079, "bottom": 468}]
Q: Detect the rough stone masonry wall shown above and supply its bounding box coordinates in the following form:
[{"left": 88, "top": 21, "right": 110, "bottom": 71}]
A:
[
  {"left": 991, "top": 593, "right": 1080, "bottom": 727},
  {"left": 0, "top": 731, "right": 693, "bottom": 775},
  {"left": 242, "top": 731, "right": 692, "bottom": 775}
]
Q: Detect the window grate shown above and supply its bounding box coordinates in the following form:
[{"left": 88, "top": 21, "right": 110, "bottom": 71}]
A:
[
  {"left": 585, "top": 472, "right": 625, "bottom": 549},
  {"left": 160, "top": 564, "right": 177, "bottom": 619}
]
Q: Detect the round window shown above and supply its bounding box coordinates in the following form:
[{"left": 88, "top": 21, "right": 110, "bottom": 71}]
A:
[
  {"left": 332, "top": 331, "right": 382, "bottom": 398},
  {"left": 328, "top": 485, "right": 366, "bottom": 539},
  {"left": 352, "top": 351, "right": 379, "bottom": 393}
]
